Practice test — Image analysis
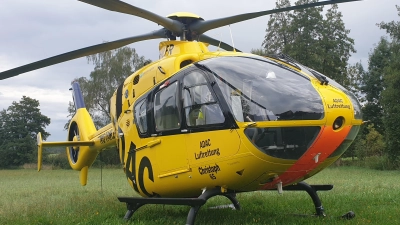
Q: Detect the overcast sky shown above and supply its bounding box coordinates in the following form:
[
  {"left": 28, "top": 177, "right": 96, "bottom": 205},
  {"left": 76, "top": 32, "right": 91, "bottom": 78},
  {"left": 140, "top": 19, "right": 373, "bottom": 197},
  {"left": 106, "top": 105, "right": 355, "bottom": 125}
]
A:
[{"left": 0, "top": 0, "right": 398, "bottom": 141}]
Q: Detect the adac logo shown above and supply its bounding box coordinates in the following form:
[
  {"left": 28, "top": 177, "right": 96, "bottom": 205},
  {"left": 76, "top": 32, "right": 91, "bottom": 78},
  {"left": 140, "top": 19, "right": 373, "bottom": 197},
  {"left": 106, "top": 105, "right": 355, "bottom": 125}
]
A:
[
  {"left": 327, "top": 98, "right": 350, "bottom": 109},
  {"left": 200, "top": 139, "right": 211, "bottom": 148}
]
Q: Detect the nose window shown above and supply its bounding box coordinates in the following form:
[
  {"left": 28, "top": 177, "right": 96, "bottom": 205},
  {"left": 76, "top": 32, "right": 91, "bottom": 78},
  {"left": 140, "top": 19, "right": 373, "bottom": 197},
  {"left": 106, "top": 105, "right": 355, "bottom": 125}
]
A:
[
  {"left": 245, "top": 126, "right": 321, "bottom": 160},
  {"left": 202, "top": 56, "right": 324, "bottom": 122}
]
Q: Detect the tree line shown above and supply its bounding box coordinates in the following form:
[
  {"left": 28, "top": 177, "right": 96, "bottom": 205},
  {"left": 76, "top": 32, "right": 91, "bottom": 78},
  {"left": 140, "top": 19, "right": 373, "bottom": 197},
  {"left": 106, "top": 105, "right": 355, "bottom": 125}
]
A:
[
  {"left": 353, "top": 5, "right": 400, "bottom": 169},
  {"left": 0, "top": 96, "right": 50, "bottom": 168},
  {"left": 253, "top": 1, "right": 400, "bottom": 169}
]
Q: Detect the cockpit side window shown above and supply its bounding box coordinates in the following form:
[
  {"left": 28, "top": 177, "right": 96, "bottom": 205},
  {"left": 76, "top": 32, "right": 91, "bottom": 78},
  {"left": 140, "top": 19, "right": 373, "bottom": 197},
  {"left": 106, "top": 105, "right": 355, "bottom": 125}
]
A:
[
  {"left": 154, "top": 81, "right": 180, "bottom": 132},
  {"left": 183, "top": 71, "right": 225, "bottom": 126},
  {"left": 134, "top": 99, "right": 148, "bottom": 134}
]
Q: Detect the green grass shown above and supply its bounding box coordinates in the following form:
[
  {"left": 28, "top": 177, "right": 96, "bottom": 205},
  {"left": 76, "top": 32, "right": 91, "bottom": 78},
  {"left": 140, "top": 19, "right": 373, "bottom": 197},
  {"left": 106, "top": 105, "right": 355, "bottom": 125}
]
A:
[{"left": 0, "top": 166, "right": 399, "bottom": 224}]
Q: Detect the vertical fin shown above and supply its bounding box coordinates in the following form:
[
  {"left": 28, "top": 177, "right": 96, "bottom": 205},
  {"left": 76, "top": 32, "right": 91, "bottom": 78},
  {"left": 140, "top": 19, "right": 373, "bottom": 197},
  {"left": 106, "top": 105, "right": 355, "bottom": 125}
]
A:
[
  {"left": 37, "top": 132, "right": 43, "bottom": 172},
  {"left": 71, "top": 82, "right": 86, "bottom": 110}
]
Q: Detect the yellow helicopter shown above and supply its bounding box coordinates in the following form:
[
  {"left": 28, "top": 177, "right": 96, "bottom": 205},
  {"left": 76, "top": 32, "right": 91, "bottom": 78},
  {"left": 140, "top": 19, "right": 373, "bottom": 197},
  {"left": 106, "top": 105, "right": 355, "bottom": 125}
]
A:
[{"left": 0, "top": 0, "right": 363, "bottom": 224}]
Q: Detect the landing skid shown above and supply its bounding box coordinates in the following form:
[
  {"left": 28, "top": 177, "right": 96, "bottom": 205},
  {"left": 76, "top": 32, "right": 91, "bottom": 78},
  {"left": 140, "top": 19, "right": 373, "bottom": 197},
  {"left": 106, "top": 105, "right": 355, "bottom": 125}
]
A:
[
  {"left": 118, "top": 187, "right": 239, "bottom": 225},
  {"left": 272, "top": 181, "right": 333, "bottom": 216},
  {"left": 118, "top": 181, "right": 340, "bottom": 225}
]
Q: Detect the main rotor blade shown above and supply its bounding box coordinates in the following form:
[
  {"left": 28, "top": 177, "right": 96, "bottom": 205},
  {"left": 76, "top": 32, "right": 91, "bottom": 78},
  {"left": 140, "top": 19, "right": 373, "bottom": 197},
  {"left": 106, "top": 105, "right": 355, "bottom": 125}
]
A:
[
  {"left": 198, "top": 35, "right": 241, "bottom": 52},
  {"left": 0, "top": 29, "right": 167, "bottom": 80},
  {"left": 79, "top": 0, "right": 183, "bottom": 35},
  {"left": 190, "top": 0, "right": 362, "bottom": 35}
]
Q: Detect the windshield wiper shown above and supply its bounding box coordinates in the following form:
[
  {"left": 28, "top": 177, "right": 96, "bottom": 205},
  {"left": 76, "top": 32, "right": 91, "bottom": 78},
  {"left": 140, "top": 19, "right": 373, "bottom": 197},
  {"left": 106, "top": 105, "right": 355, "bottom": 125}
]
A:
[
  {"left": 267, "top": 53, "right": 329, "bottom": 85},
  {"left": 267, "top": 53, "right": 302, "bottom": 71}
]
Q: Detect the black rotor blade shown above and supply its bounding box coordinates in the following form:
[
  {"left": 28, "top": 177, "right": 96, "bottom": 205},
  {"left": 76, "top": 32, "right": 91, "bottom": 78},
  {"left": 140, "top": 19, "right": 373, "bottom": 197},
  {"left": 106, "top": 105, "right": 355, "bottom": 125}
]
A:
[
  {"left": 190, "top": 0, "right": 362, "bottom": 34},
  {"left": 0, "top": 29, "right": 167, "bottom": 80},
  {"left": 198, "top": 35, "right": 241, "bottom": 52},
  {"left": 79, "top": 0, "right": 183, "bottom": 35}
]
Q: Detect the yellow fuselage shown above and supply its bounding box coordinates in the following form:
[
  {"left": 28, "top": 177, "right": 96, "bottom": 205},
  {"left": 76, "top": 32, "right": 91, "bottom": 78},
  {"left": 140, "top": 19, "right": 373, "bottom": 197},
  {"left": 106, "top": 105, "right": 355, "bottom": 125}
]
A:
[{"left": 100, "top": 41, "right": 362, "bottom": 198}]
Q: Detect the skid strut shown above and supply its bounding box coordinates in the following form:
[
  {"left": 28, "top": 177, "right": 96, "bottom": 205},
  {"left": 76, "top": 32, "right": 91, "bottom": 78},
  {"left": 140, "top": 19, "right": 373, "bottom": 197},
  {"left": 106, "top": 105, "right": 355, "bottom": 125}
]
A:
[
  {"left": 118, "top": 187, "right": 240, "bottom": 225},
  {"left": 269, "top": 181, "right": 333, "bottom": 216},
  {"left": 186, "top": 189, "right": 240, "bottom": 225}
]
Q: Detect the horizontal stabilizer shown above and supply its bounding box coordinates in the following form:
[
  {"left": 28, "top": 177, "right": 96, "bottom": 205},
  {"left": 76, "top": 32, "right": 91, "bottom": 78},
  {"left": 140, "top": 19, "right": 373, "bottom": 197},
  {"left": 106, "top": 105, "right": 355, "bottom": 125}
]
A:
[
  {"left": 37, "top": 132, "right": 95, "bottom": 171},
  {"left": 41, "top": 141, "right": 95, "bottom": 147}
]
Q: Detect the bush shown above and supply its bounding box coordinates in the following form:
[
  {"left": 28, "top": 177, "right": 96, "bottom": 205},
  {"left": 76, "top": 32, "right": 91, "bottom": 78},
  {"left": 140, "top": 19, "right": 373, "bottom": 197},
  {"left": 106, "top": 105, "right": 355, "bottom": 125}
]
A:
[
  {"left": 45, "top": 148, "right": 121, "bottom": 169},
  {"left": 355, "top": 124, "right": 385, "bottom": 160},
  {"left": 335, "top": 156, "right": 400, "bottom": 170},
  {"left": 50, "top": 152, "right": 70, "bottom": 169},
  {"left": 91, "top": 148, "right": 121, "bottom": 168},
  {"left": 363, "top": 156, "right": 390, "bottom": 170}
]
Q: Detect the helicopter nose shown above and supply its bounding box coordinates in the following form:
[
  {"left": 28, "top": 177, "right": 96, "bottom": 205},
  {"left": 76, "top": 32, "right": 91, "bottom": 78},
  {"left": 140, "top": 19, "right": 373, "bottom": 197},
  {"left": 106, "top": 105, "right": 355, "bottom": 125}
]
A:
[
  {"left": 256, "top": 85, "right": 362, "bottom": 190},
  {"left": 258, "top": 123, "right": 352, "bottom": 190}
]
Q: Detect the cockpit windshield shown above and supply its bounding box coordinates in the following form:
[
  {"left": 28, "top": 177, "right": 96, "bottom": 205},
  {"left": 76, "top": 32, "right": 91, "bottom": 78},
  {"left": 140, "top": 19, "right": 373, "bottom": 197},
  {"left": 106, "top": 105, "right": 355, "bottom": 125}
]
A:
[{"left": 200, "top": 56, "right": 324, "bottom": 122}]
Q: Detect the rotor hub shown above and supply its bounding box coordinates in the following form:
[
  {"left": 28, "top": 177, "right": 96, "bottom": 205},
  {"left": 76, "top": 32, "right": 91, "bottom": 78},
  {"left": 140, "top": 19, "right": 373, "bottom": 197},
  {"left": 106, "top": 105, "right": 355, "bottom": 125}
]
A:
[
  {"left": 167, "top": 12, "right": 204, "bottom": 23},
  {"left": 72, "top": 135, "right": 79, "bottom": 151},
  {"left": 167, "top": 12, "right": 204, "bottom": 41}
]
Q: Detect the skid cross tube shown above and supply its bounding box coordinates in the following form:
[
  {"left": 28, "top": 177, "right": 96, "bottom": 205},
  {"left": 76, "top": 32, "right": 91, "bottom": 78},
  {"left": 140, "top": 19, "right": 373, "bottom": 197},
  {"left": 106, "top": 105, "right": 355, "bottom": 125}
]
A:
[{"left": 118, "top": 187, "right": 240, "bottom": 225}]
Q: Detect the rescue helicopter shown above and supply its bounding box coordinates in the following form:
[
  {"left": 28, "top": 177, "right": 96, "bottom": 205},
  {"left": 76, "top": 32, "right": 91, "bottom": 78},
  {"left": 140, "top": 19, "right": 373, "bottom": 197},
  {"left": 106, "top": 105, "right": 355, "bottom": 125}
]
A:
[{"left": 0, "top": 0, "right": 363, "bottom": 224}]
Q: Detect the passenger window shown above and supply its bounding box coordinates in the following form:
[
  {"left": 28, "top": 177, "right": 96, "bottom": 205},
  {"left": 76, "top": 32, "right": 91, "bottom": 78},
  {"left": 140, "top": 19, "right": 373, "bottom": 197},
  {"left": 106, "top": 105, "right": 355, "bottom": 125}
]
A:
[
  {"left": 134, "top": 99, "right": 147, "bottom": 134},
  {"left": 154, "top": 82, "right": 180, "bottom": 131},
  {"left": 183, "top": 71, "right": 225, "bottom": 126}
]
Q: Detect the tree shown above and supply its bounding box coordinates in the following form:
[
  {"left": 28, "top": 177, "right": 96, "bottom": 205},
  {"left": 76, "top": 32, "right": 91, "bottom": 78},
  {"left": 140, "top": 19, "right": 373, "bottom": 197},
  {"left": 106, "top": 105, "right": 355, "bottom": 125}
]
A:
[
  {"left": 381, "top": 49, "right": 400, "bottom": 166},
  {"left": 250, "top": 48, "right": 269, "bottom": 56},
  {"left": 262, "top": 0, "right": 292, "bottom": 54},
  {"left": 261, "top": 1, "right": 356, "bottom": 85},
  {"left": 67, "top": 46, "right": 151, "bottom": 128},
  {"left": 355, "top": 124, "right": 385, "bottom": 160},
  {"left": 343, "top": 62, "right": 365, "bottom": 104},
  {"left": 379, "top": 5, "right": 400, "bottom": 166},
  {"left": 0, "top": 110, "right": 9, "bottom": 152},
  {"left": 286, "top": 0, "right": 324, "bottom": 69},
  {"left": 319, "top": 4, "right": 355, "bottom": 83},
  {"left": 378, "top": 5, "right": 400, "bottom": 42},
  {"left": 361, "top": 37, "right": 392, "bottom": 135},
  {"left": 0, "top": 96, "right": 50, "bottom": 168}
]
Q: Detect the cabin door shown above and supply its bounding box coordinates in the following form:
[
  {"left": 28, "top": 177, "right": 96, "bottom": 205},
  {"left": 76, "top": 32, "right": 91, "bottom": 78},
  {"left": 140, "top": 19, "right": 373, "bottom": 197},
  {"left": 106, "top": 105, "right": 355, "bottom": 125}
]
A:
[
  {"left": 181, "top": 70, "right": 241, "bottom": 164},
  {"left": 151, "top": 81, "right": 188, "bottom": 175}
]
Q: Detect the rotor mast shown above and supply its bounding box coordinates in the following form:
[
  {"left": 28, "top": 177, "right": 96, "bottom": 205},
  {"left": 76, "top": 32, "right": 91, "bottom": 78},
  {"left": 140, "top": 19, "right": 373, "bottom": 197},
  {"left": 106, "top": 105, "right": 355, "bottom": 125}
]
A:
[{"left": 166, "top": 12, "right": 204, "bottom": 41}]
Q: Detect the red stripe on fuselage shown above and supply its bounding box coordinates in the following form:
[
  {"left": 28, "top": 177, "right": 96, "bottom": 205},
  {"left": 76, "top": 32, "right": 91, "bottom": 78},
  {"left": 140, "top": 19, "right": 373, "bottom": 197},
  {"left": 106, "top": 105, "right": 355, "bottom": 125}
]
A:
[{"left": 260, "top": 125, "right": 351, "bottom": 190}]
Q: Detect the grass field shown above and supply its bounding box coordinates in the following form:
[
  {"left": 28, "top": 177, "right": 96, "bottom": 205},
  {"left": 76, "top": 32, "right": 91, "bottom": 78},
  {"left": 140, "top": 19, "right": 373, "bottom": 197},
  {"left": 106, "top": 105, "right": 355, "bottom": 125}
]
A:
[{"left": 0, "top": 166, "right": 399, "bottom": 225}]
